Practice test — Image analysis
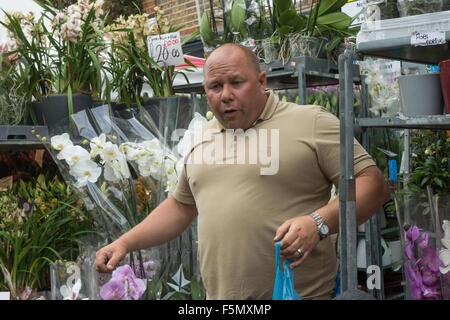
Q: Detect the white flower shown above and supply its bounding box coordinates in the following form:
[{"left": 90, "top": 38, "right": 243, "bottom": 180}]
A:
[
  {"left": 51, "top": 133, "right": 73, "bottom": 152},
  {"left": 164, "top": 159, "right": 179, "bottom": 195},
  {"left": 90, "top": 133, "right": 107, "bottom": 159},
  {"left": 101, "top": 141, "right": 122, "bottom": 162},
  {"left": 69, "top": 159, "right": 102, "bottom": 188},
  {"left": 59, "top": 145, "right": 91, "bottom": 166},
  {"left": 103, "top": 156, "right": 130, "bottom": 182},
  {"left": 439, "top": 220, "right": 450, "bottom": 274}
]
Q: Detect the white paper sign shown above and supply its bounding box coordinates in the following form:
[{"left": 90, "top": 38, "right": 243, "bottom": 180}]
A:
[
  {"left": 411, "top": 31, "right": 446, "bottom": 47},
  {"left": 342, "top": 0, "right": 364, "bottom": 27},
  {"left": 147, "top": 32, "right": 184, "bottom": 66},
  {"left": 0, "top": 292, "right": 10, "bottom": 300}
]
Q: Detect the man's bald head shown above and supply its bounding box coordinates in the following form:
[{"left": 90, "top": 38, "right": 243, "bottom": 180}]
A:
[{"left": 204, "top": 43, "right": 261, "bottom": 76}]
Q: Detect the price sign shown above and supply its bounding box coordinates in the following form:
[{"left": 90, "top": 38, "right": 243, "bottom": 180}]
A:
[
  {"left": 342, "top": 0, "right": 365, "bottom": 27},
  {"left": 411, "top": 31, "right": 446, "bottom": 47},
  {"left": 147, "top": 31, "right": 184, "bottom": 66}
]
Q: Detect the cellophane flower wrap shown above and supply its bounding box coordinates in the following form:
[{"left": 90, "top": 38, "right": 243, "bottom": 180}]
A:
[
  {"left": 396, "top": 188, "right": 450, "bottom": 300},
  {"left": 103, "top": 104, "right": 208, "bottom": 300},
  {"left": 43, "top": 101, "right": 207, "bottom": 299}
]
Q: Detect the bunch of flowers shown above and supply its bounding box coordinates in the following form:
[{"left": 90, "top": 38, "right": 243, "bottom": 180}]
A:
[
  {"left": 119, "top": 138, "right": 180, "bottom": 196},
  {"left": 2, "top": 11, "right": 45, "bottom": 52},
  {"left": 0, "top": 174, "right": 95, "bottom": 299},
  {"left": 104, "top": 6, "right": 197, "bottom": 101},
  {"left": 99, "top": 264, "right": 147, "bottom": 300},
  {"left": 51, "top": 0, "right": 105, "bottom": 42},
  {"left": 39, "top": 100, "right": 210, "bottom": 300},
  {"left": 439, "top": 220, "right": 450, "bottom": 299},
  {"left": 404, "top": 225, "right": 442, "bottom": 299},
  {"left": 440, "top": 220, "right": 450, "bottom": 275},
  {"left": 358, "top": 58, "right": 401, "bottom": 117},
  {"left": 1, "top": 0, "right": 107, "bottom": 101}
]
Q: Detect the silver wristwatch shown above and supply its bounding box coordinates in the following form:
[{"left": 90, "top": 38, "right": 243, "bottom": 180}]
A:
[{"left": 310, "top": 212, "right": 329, "bottom": 240}]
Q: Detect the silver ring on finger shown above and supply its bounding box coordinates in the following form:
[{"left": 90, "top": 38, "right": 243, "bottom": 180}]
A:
[{"left": 297, "top": 248, "right": 303, "bottom": 259}]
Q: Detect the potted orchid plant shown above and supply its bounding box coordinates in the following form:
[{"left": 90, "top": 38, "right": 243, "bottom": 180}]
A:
[
  {"left": 1, "top": 0, "right": 108, "bottom": 128},
  {"left": 394, "top": 130, "right": 450, "bottom": 299},
  {"left": 104, "top": 7, "right": 198, "bottom": 102}
]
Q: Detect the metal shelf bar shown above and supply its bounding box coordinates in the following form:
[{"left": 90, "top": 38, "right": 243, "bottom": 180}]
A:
[{"left": 357, "top": 116, "right": 450, "bottom": 130}]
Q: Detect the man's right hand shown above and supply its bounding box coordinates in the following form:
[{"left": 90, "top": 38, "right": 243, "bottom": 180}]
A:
[{"left": 95, "top": 240, "right": 128, "bottom": 273}]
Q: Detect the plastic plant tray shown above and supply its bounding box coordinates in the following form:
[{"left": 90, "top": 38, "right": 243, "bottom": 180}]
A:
[{"left": 356, "top": 11, "right": 450, "bottom": 64}]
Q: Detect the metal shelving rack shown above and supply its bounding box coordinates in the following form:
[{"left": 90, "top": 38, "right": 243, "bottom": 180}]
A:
[
  {"left": 0, "top": 125, "right": 48, "bottom": 151},
  {"left": 339, "top": 11, "right": 450, "bottom": 299}
]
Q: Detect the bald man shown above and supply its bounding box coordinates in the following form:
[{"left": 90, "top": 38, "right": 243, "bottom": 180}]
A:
[{"left": 96, "top": 43, "right": 389, "bottom": 299}]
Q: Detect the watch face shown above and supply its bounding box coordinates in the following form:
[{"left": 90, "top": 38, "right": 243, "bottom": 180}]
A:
[{"left": 320, "top": 224, "right": 329, "bottom": 236}]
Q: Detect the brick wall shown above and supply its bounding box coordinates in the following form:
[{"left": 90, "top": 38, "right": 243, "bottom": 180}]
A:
[
  {"left": 142, "top": 0, "right": 204, "bottom": 38},
  {"left": 142, "top": 0, "right": 315, "bottom": 39}
]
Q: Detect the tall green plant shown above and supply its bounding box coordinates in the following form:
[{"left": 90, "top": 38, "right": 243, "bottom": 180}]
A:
[
  {"left": 199, "top": 0, "right": 269, "bottom": 49},
  {"left": 406, "top": 130, "right": 450, "bottom": 195},
  {"left": 0, "top": 174, "right": 96, "bottom": 299},
  {"left": 106, "top": 9, "right": 198, "bottom": 100},
  {"left": 1, "top": 0, "right": 107, "bottom": 101}
]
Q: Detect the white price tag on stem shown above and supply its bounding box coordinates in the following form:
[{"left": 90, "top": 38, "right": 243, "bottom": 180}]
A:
[
  {"left": 147, "top": 32, "right": 184, "bottom": 67},
  {"left": 411, "top": 31, "right": 446, "bottom": 47}
]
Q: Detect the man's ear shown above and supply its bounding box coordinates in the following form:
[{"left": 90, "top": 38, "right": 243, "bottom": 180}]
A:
[{"left": 258, "top": 71, "right": 267, "bottom": 91}]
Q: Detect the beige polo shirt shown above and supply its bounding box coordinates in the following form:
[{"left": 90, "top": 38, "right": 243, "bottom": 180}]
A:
[{"left": 173, "top": 90, "right": 375, "bottom": 299}]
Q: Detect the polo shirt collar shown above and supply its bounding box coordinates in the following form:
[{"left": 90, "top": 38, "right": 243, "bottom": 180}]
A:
[
  {"left": 256, "top": 90, "right": 278, "bottom": 122},
  {"left": 209, "top": 90, "right": 279, "bottom": 131}
]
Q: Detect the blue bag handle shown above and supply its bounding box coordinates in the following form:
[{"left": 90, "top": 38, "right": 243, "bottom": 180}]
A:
[{"left": 272, "top": 241, "right": 302, "bottom": 300}]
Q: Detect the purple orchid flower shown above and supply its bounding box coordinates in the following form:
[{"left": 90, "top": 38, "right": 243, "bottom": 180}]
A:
[
  {"left": 406, "top": 226, "right": 421, "bottom": 242},
  {"left": 100, "top": 279, "right": 126, "bottom": 300},
  {"left": 100, "top": 265, "right": 147, "bottom": 300},
  {"left": 404, "top": 225, "right": 443, "bottom": 300}
]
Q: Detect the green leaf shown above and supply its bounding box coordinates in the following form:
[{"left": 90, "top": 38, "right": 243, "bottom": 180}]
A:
[
  {"left": 274, "top": 0, "right": 293, "bottom": 15},
  {"left": 278, "top": 25, "right": 294, "bottom": 38},
  {"left": 231, "top": 0, "right": 247, "bottom": 33},
  {"left": 199, "top": 12, "right": 220, "bottom": 47},
  {"left": 190, "top": 276, "right": 206, "bottom": 300},
  {"left": 316, "top": 12, "right": 352, "bottom": 30},
  {"left": 279, "top": 9, "right": 306, "bottom": 29},
  {"left": 433, "top": 177, "right": 444, "bottom": 188},
  {"left": 420, "top": 176, "right": 431, "bottom": 187},
  {"left": 318, "top": 0, "right": 348, "bottom": 16}
]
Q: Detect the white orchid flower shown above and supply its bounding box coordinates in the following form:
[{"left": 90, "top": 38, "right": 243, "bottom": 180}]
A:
[
  {"left": 59, "top": 145, "right": 91, "bottom": 166},
  {"left": 440, "top": 220, "right": 450, "bottom": 274},
  {"left": 69, "top": 159, "right": 102, "bottom": 188},
  {"left": 164, "top": 160, "right": 179, "bottom": 195},
  {"left": 100, "top": 141, "right": 122, "bottom": 162},
  {"left": 141, "top": 139, "right": 163, "bottom": 154},
  {"left": 51, "top": 133, "right": 74, "bottom": 153},
  {"left": 104, "top": 156, "right": 130, "bottom": 182},
  {"left": 90, "top": 133, "right": 107, "bottom": 159}
]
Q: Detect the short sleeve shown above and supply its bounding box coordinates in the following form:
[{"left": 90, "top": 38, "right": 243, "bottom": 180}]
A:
[
  {"left": 313, "top": 107, "right": 375, "bottom": 187},
  {"left": 172, "top": 165, "right": 196, "bottom": 205}
]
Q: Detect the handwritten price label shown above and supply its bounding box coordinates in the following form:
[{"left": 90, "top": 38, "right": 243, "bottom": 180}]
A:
[
  {"left": 411, "top": 31, "right": 446, "bottom": 47},
  {"left": 147, "top": 32, "right": 184, "bottom": 66}
]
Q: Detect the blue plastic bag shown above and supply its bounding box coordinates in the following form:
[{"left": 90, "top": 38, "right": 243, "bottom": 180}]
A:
[{"left": 272, "top": 241, "right": 302, "bottom": 300}]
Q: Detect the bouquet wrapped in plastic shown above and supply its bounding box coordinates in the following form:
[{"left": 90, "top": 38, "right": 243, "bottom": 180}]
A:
[{"left": 43, "top": 101, "right": 207, "bottom": 300}]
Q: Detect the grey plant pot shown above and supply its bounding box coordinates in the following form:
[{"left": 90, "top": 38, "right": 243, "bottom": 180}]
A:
[
  {"left": 398, "top": 73, "right": 444, "bottom": 116},
  {"left": 32, "top": 94, "right": 92, "bottom": 129}
]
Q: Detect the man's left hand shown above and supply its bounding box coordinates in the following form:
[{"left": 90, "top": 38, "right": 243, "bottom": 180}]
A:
[{"left": 273, "top": 215, "right": 319, "bottom": 269}]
